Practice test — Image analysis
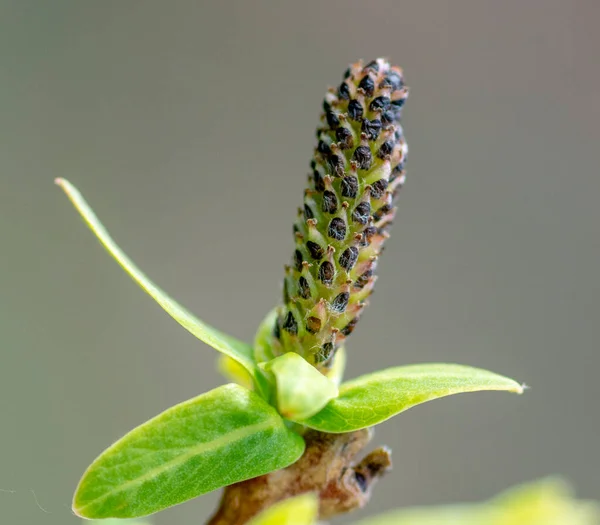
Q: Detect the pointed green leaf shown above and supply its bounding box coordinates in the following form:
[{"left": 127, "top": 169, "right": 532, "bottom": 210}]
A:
[
  {"left": 302, "top": 363, "right": 524, "bottom": 433},
  {"left": 72, "top": 384, "right": 305, "bottom": 519},
  {"left": 261, "top": 353, "right": 338, "bottom": 421},
  {"left": 247, "top": 493, "right": 319, "bottom": 525},
  {"left": 55, "top": 178, "right": 257, "bottom": 377}
]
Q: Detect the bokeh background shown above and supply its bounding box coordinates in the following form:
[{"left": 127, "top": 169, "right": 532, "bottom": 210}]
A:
[{"left": 1, "top": 1, "right": 598, "bottom": 524}]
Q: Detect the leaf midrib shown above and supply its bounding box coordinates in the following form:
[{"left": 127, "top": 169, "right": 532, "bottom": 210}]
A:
[{"left": 75, "top": 417, "right": 277, "bottom": 513}]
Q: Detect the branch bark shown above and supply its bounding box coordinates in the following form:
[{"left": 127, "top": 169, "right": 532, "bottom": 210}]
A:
[{"left": 207, "top": 428, "right": 391, "bottom": 525}]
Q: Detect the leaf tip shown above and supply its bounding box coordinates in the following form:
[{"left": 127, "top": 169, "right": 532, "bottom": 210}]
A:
[
  {"left": 71, "top": 501, "right": 88, "bottom": 520},
  {"left": 55, "top": 177, "right": 74, "bottom": 196},
  {"left": 71, "top": 487, "right": 96, "bottom": 520},
  {"left": 517, "top": 382, "right": 530, "bottom": 394},
  {"left": 71, "top": 483, "right": 101, "bottom": 521},
  {"left": 505, "top": 379, "right": 527, "bottom": 395},
  {"left": 496, "top": 377, "right": 525, "bottom": 395},
  {"left": 55, "top": 177, "right": 71, "bottom": 193}
]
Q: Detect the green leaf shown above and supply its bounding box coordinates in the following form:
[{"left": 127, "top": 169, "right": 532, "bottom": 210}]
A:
[
  {"left": 302, "top": 363, "right": 524, "bottom": 433},
  {"left": 261, "top": 353, "right": 338, "bottom": 421},
  {"left": 355, "top": 505, "right": 492, "bottom": 525},
  {"left": 354, "top": 478, "right": 599, "bottom": 525},
  {"left": 217, "top": 354, "right": 255, "bottom": 390},
  {"left": 55, "top": 178, "right": 257, "bottom": 379},
  {"left": 254, "top": 307, "right": 279, "bottom": 364},
  {"left": 72, "top": 384, "right": 305, "bottom": 519},
  {"left": 491, "top": 478, "right": 600, "bottom": 525},
  {"left": 247, "top": 493, "right": 319, "bottom": 525},
  {"left": 327, "top": 345, "right": 346, "bottom": 387}
]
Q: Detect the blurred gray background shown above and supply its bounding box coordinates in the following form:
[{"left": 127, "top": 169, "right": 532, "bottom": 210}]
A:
[{"left": 1, "top": 1, "right": 599, "bottom": 524}]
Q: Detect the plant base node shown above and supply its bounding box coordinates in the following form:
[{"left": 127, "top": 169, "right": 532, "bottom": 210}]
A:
[{"left": 207, "top": 428, "right": 391, "bottom": 525}]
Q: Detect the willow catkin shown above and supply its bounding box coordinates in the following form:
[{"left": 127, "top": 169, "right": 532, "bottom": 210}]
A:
[{"left": 272, "top": 58, "right": 408, "bottom": 371}]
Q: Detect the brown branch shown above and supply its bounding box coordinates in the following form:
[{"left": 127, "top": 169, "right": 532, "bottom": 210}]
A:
[{"left": 206, "top": 428, "right": 391, "bottom": 525}]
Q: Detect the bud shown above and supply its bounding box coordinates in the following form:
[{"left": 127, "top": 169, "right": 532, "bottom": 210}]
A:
[{"left": 273, "top": 58, "right": 408, "bottom": 371}]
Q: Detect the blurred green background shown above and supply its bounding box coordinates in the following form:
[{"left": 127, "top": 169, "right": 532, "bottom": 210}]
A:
[{"left": 1, "top": 1, "right": 598, "bottom": 524}]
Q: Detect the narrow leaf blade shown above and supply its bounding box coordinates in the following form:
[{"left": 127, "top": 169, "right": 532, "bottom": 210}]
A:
[
  {"left": 73, "top": 384, "right": 305, "bottom": 519},
  {"left": 247, "top": 494, "right": 319, "bottom": 525},
  {"left": 302, "top": 363, "right": 524, "bottom": 433},
  {"left": 55, "top": 178, "right": 256, "bottom": 375}
]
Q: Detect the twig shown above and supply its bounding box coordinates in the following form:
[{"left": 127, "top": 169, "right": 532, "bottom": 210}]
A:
[{"left": 207, "top": 428, "right": 391, "bottom": 525}]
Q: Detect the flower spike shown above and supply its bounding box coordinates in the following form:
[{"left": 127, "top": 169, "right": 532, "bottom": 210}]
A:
[{"left": 270, "top": 59, "right": 409, "bottom": 370}]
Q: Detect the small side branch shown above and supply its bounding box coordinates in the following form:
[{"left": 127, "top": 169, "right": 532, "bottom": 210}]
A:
[{"left": 207, "top": 428, "right": 391, "bottom": 525}]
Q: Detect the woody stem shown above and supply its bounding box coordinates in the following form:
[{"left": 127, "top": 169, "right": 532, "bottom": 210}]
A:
[{"left": 206, "top": 428, "right": 391, "bottom": 525}]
